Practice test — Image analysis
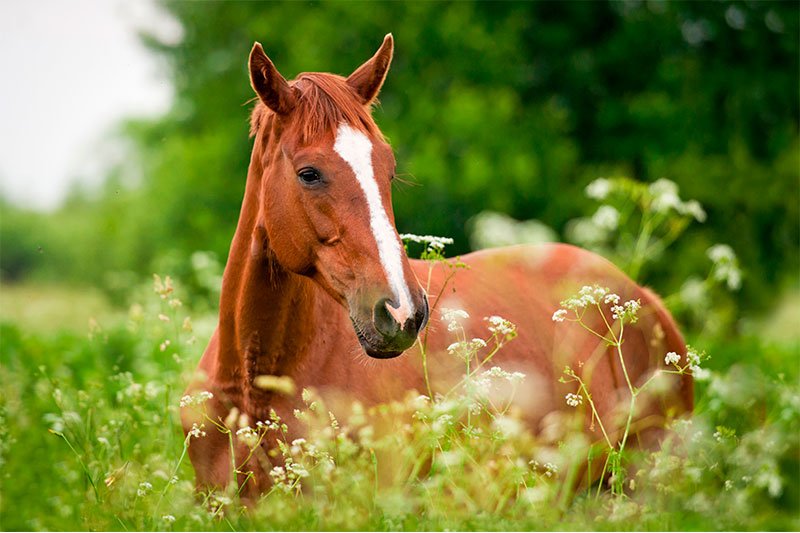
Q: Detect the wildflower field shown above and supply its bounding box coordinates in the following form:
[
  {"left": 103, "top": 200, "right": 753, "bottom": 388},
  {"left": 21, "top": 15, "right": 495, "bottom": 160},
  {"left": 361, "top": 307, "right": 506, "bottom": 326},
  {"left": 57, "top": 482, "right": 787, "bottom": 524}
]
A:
[
  {"left": 2, "top": 177, "right": 798, "bottom": 532},
  {"left": 1, "top": 2, "right": 798, "bottom": 530}
]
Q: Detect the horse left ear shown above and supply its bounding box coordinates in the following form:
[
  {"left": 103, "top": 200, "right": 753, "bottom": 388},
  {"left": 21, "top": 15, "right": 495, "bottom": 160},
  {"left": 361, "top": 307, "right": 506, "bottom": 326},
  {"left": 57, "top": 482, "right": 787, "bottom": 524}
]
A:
[
  {"left": 346, "top": 34, "right": 394, "bottom": 106},
  {"left": 250, "top": 42, "right": 296, "bottom": 115}
]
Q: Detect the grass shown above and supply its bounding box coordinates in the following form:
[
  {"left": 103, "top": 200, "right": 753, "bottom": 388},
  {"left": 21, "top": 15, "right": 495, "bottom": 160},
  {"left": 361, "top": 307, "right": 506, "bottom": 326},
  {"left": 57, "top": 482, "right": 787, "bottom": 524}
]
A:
[
  {"left": 2, "top": 183, "right": 798, "bottom": 530},
  {"left": 0, "top": 282, "right": 120, "bottom": 334},
  {"left": 0, "top": 277, "right": 798, "bottom": 532}
]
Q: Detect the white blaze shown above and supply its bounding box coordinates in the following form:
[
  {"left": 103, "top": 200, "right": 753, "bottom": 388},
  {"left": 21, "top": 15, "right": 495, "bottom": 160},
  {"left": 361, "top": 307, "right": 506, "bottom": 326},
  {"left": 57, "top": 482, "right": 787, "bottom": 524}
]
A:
[{"left": 333, "top": 123, "right": 414, "bottom": 325}]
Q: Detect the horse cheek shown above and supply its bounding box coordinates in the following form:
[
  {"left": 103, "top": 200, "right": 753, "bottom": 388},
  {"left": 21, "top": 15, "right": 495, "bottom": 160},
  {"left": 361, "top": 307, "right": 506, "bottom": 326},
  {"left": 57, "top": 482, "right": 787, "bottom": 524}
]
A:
[{"left": 264, "top": 190, "right": 316, "bottom": 275}]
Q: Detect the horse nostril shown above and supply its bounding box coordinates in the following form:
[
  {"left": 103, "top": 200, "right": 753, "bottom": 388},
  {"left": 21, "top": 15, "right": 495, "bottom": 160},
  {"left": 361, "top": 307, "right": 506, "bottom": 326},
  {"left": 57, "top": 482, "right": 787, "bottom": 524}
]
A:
[{"left": 373, "top": 298, "right": 400, "bottom": 337}]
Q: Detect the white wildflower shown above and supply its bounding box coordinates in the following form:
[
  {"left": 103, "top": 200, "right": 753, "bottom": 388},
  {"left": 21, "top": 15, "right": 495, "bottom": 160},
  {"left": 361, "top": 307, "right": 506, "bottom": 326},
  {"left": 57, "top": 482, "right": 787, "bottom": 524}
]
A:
[
  {"left": 578, "top": 285, "right": 599, "bottom": 304},
  {"left": 162, "top": 515, "right": 176, "bottom": 524},
  {"left": 686, "top": 347, "right": 710, "bottom": 380},
  {"left": 137, "top": 481, "right": 153, "bottom": 497},
  {"left": 482, "top": 366, "right": 525, "bottom": 383},
  {"left": 179, "top": 391, "right": 213, "bottom": 408},
  {"left": 652, "top": 191, "right": 681, "bottom": 213},
  {"left": 544, "top": 462, "right": 558, "bottom": 477},
  {"left": 664, "top": 351, "right": 681, "bottom": 366},
  {"left": 236, "top": 426, "right": 259, "bottom": 448},
  {"left": 604, "top": 293, "right": 620, "bottom": 305},
  {"left": 682, "top": 199, "right": 707, "bottom": 222},
  {"left": 447, "top": 338, "right": 486, "bottom": 360},
  {"left": 552, "top": 309, "right": 567, "bottom": 322},
  {"left": 649, "top": 178, "right": 681, "bottom": 213},
  {"left": 188, "top": 423, "right": 207, "bottom": 439},
  {"left": 510, "top": 371, "right": 526, "bottom": 383},
  {"left": 432, "top": 414, "right": 454, "bottom": 435},
  {"left": 288, "top": 463, "right": 310, "bottom": 478},
  {"left": 625, "top": 299, "right": 641, "bottom": 314},
  {"left": 565, "top": 393, "right": 583, "bottom": 407},
  {"left": 707, "top": 243, "right": 736, "bottom": 263},
  {"left": 290, "top": 438, "right": 307, "bottom": 455},
  {"left": 400, "top": 233, "right": 454, "bottom": 250},
  {"left": 446, "top": 342, "right": 462, "bottom": 354},
  {"left": 707, "top": 244, "right": 742, "bottom": 290},
  {"left": 441, "top": 308, "right": 469, "bottom": 332},
  {"left": 585, "top": 178, "right": 612, "bottom": 200},
  {"left": 469, "top": 376, "right": 492, "bottom": 397},
  {"left": 612, "top": 299, "right": 641, "bottom": 323},
  {"left": 485, "top": 315, "right": 516, "bottom": 336},
  {"left": 592, "top": 205, "right": 620, "bottom": 231},
  {"left": 270, "top": 466, "right": 287, "bottom": 483}
]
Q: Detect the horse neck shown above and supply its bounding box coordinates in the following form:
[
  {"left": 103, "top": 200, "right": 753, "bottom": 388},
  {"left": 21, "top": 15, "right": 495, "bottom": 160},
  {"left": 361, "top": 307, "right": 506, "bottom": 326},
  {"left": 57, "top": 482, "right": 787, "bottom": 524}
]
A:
[{"left": 211, "top": 131, "right": 319, "bottom": 401}]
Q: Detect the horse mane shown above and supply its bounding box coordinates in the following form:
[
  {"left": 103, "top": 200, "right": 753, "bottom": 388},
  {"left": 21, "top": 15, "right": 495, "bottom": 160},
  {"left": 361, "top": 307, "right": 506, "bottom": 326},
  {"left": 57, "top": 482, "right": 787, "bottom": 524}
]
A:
[{"left": 249, "top": 72, "right": 383, "bottom": 144}]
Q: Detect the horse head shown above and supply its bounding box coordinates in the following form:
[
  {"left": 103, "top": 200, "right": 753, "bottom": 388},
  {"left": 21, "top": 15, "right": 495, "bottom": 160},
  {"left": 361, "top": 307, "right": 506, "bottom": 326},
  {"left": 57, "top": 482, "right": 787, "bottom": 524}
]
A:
[{"left": 246, "top": 35, "right": 428, "bottom": 359}]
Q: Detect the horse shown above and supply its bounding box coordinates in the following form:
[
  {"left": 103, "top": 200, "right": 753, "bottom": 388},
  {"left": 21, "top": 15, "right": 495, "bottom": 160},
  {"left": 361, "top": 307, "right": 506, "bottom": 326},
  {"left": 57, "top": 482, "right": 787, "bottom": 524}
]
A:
[{"left": 181, "top": 34, "right": 693, "bottom": 497}]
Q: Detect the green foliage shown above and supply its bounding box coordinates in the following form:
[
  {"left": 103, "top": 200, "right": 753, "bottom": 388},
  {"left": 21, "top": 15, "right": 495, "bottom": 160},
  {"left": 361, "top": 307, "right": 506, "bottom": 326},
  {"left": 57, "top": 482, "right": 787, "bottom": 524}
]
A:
[{"left": 1, "top": 276, "right": 797, "bottom": 531}]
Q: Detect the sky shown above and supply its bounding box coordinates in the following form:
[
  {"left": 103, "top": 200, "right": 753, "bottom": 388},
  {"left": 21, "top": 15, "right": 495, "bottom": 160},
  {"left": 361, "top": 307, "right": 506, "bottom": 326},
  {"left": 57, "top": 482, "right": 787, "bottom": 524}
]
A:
[{"left": 0, "top": 0, "right": 180, "bottom": 211}]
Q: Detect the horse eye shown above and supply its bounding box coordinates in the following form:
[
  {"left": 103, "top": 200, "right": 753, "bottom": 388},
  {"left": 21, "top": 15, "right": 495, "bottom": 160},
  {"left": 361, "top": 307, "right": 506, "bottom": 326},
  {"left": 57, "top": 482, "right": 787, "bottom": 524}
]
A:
[{"left": 297, "top": 167, "right": 322, "bottom": 186}]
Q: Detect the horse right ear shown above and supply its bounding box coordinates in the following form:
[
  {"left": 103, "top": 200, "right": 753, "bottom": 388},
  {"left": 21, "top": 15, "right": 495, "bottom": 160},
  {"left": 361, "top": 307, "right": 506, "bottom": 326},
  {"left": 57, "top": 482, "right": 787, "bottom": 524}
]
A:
[{"left": 249, "top": 43, "right": 296, "bottom": 115}]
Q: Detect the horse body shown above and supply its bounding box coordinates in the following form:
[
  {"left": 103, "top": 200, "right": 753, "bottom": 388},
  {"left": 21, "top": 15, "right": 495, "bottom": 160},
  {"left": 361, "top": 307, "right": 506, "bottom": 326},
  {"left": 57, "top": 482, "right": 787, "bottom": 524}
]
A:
[{"left": 181, "top": 35, "right": 692, "bottom": 495}]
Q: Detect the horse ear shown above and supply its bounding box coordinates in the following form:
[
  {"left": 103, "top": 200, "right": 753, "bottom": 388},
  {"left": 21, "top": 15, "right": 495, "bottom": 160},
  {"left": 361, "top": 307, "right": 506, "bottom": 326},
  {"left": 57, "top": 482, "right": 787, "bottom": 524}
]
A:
[
  {"left": 249, "top": 42, "right": 296, "bottom": 115},
  {"left": 346, "top": 34, "right": 394, "bottom": 106}
]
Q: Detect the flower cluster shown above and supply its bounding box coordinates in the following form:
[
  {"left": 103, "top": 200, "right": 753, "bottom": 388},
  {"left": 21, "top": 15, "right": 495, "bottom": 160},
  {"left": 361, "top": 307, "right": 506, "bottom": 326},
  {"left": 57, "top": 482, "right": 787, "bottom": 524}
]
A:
[
  {"left": 188, "top": 423, "right": 207, "bottom": 439},
  {"left": 560, "top": 285, "right": 612, "bottom": 310},
  {"left": 553, "top": 285, "right": 641, "bottom": 325},
  {"left": 687, "top": 347, "right": 710, "bottom": 381},
  {"left": 137, "top": 481, "right": 153, "bottom": 497},
  {"left": 585, "top": 178, "right": 613, "bottom": 200},
  {"left": 236, "top": 426, "right": 260, "bottom": 448},
  {"left": 592, "top": 205, "right": 620, "bottom": 231},
  {"left": 441, "top": 308, "right": 469, "bottom": 332},
  {"left": 565, "top": 393, "right": 583, "bottom": 407},
  {"left": 400, "top": 233, "right": 454, "bottom": 251},
  {"left": 665, "top": 351, "right": 681, "bottom": 366},
  {"left": 485, "top": 315, "right": 516, "bottom": 338},
  {"left": 610, "top": 299, "right": 641, "bottom": 323},
  {"left": 447, "top": 338, "right": 487, "bottom": 360},
  {"left": 482, "top": 366, "right": 526, "bottom": 384},
  {"left": 707, "top": 244, "right": 742, "bottom": 290},
  {"left": 649, "top": 178, "right": 707, "bottom": 222},
  {"left": 179, "top": 390, "right": 213, "bottom": 408}
]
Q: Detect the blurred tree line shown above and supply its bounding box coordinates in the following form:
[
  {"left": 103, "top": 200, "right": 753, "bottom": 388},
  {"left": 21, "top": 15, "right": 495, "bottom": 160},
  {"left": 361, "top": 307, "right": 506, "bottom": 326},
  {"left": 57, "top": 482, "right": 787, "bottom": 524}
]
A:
[{"left": 1, "top": 0, "right": 797, "bottom": 316}]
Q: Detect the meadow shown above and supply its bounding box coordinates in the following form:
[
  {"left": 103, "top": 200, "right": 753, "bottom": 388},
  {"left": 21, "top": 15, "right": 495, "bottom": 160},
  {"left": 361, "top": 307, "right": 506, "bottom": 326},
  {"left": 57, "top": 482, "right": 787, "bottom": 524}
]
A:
[
  {"left": 2, "top": 179, "right": 798, "bottom": 531},
  {"left": 1, "top": 2, "right": 798, "bottom": 530}
]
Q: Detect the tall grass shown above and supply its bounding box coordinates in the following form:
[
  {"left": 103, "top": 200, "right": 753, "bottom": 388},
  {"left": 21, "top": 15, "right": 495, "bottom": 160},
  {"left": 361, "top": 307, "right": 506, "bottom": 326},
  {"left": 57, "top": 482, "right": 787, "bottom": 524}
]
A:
[{"left": 1, "top": 178, "right": 798, "bottom": 531}]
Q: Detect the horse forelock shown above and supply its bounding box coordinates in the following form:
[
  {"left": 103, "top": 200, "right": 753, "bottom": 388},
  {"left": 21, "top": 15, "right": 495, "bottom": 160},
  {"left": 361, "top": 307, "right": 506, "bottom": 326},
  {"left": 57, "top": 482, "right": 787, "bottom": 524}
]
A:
[{"left": 249, "top": 72, "right": 382, "bottom": 145}]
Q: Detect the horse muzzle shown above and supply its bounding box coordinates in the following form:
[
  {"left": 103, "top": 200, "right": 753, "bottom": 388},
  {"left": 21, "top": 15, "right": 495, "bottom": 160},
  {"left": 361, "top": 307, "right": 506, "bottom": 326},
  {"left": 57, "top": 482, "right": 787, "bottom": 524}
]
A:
[{"left": 351, "top": 293, "right": 429, "bottom": 359}]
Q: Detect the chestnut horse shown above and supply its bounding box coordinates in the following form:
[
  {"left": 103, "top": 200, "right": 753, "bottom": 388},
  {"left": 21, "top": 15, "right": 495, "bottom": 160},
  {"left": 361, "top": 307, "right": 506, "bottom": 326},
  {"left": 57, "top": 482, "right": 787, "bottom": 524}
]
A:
[{"left": 181, "top": 34, "right": 692, "bottom": 496}]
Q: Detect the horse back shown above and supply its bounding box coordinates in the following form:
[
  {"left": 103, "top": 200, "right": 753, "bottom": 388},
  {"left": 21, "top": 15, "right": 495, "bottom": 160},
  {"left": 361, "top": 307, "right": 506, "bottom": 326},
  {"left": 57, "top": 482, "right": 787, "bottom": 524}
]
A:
[{"left": 410, "top": 243, "right": 692, "bottom": 433}]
